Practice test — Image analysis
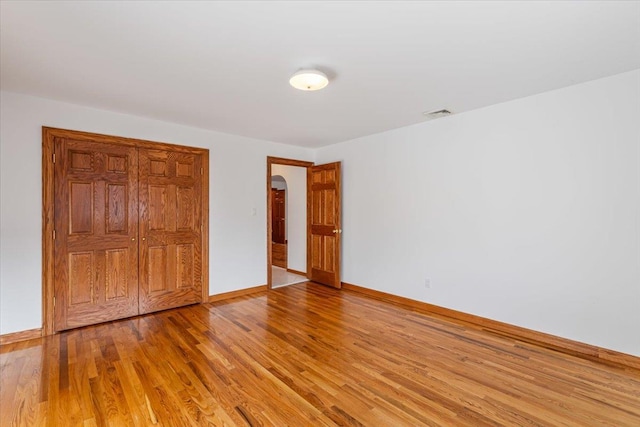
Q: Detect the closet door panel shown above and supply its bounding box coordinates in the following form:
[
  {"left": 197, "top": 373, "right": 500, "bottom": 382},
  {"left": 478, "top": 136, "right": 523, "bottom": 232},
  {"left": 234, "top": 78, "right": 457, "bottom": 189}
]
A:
[
  {"left": 139, "top": 149, "right": 203, "bottom": 314},
  {"left": 53, "top": 138, "right": 139, "bottom": 331}
]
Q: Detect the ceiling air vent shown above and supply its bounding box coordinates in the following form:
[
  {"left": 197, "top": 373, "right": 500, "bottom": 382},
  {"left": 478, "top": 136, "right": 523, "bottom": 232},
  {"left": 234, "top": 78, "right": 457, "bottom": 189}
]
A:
[{"left": 423, "top": 109, "right": 453, "bottom": 119}]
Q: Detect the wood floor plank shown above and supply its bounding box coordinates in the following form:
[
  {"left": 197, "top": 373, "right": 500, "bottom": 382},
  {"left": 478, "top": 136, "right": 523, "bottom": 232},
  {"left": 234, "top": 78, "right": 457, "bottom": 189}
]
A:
[{"left": 1, "top": 282, "right": 639, "bottom": 426}]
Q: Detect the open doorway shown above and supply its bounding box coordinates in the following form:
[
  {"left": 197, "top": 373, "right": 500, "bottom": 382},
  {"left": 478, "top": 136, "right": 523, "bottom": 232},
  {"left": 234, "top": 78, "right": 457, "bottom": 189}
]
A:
[
  {"left": 271, "top": 175, "right": 287, "bottom": 269},
  {"left": 267, "top": 156, "right": 343, "bottom": 290},
  {"left": 267, "top": 157, "right": 312, "bottom": 288},
  {"left": 269, "top": 166, "right": 308, "bottom": 287}
]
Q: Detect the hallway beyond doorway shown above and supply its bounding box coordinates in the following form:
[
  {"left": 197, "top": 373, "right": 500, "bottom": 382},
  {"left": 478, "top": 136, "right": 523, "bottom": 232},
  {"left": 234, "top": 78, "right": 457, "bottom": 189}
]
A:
[{"left": 271, "top": 266, "right": 306, "bottom": 288}]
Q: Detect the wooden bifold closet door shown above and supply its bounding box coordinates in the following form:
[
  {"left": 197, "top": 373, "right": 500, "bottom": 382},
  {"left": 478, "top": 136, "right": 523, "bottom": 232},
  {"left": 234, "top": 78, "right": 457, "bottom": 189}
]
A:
[
  {"left": 138, "top": 148, "right": 203, "bottom": 314},
  {"left": 53, "top": 138, "right": 140, "bottom": 330},
  {"left": 51, "top": 130, "right": 206, "bottom": 332}
]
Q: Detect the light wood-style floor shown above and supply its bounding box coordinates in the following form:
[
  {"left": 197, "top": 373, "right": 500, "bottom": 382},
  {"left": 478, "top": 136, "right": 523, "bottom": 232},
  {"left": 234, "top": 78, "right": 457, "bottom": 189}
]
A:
[{"left": 1, "top": 283, "right": 639, "bottom": 426}]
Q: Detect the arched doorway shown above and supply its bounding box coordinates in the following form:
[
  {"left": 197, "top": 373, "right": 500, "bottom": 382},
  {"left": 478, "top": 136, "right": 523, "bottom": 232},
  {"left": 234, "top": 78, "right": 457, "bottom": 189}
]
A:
[
  {"left": 270, "top": 175, "right": 287, "bottom": 264},
  {"left": 270, "top": 170, "right": 307, "bottom": 287}
]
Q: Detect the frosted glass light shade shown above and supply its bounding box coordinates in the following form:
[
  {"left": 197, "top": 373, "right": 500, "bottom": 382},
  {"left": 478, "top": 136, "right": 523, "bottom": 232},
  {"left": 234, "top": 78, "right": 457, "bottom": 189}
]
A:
[{"left": 289, "top": 69, "right": 329, "bottom": 91}]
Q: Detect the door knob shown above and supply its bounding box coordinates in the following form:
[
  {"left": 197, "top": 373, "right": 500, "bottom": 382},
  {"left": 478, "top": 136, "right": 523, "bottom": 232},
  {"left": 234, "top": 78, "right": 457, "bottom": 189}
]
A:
[{"left": 131, "top": 237, "right": 136, "bottom": 241}]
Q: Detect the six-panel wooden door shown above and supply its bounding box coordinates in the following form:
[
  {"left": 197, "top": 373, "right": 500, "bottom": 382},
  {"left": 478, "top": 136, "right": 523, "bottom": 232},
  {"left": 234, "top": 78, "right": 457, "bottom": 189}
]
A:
[
  {"left": 53, "top": 138, "right": 140, "bottom": 331},
  {"left": 272, "top": 189, "right": 286, "bottom": 244},
  {"left": 53, "top": 136, "right": 205, "bottom": 331},
  {"left": 308, "top": 162, "right": 342, "bottom": 289},
  {"left": 138, "top": 149, "right": 203, "bottom": 314}
]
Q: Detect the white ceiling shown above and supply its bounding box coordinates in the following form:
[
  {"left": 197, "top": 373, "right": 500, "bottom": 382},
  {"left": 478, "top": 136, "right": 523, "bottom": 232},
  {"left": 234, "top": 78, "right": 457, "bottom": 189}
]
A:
[{"left": 2, "top": 1, "right": 639, "bottom": 148}]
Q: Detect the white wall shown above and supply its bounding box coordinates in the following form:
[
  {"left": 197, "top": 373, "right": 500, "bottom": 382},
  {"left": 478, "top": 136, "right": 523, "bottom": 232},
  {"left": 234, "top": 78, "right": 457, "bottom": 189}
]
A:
[
  {"left": 272, "top": 164, "right": 307, "bottom": 273},
  {"left": 0, "top": 91, "right": 314, "bottom": 335},
  {"left": 315, "top": 70, "right": 640, "bottom": 356},
  {"left": 271, "top": 177, "right": 287, "bottom": 191}
]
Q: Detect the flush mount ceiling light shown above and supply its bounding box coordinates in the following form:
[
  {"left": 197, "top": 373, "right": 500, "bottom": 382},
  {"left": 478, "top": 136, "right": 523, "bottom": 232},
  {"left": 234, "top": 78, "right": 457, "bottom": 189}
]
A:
[{"left": 289, "top": 69, "right": 329, "bottom": 91}]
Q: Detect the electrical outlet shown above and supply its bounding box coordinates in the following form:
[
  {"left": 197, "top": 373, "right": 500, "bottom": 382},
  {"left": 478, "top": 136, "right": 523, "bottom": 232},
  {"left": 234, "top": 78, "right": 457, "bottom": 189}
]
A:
[{"left": 424, "top": 278, "right": 431, "bottom": 289}]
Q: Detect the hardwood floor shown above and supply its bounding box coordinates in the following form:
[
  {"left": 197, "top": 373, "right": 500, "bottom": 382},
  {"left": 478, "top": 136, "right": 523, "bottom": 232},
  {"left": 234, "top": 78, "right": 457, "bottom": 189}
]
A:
[{"left": 1, "top": 282, "right": 639, "bottom": 426}]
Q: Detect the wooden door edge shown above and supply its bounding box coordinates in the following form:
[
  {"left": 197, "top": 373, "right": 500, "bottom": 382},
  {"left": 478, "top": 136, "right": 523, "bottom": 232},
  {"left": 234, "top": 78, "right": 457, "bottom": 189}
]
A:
[
  {"left": 334, "top": 161, "right": 342, "bottom": 288},
  {"left": 201, "top": 150, "right": 210, "bottom": 303},
  {"left": 42, "top": 128, "right": 56, "bottom": 336},
  {"left": 306, "top": 166, "right": 312, "bottom": 283}
]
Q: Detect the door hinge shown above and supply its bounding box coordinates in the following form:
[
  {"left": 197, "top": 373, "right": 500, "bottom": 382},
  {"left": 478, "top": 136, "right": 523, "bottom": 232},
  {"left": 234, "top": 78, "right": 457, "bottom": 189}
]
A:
[
  {"left": 52, "top": 153, "right": 56, "bottom": 163},
  {"left": 53, "top": 296, "right": 56, "bottom": 308},
  {"left": 200, "top": 167, "right": 203, "bottom": 175},
  {"left": 53, "top": 229, "right": 56, "bottom": 240}
]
